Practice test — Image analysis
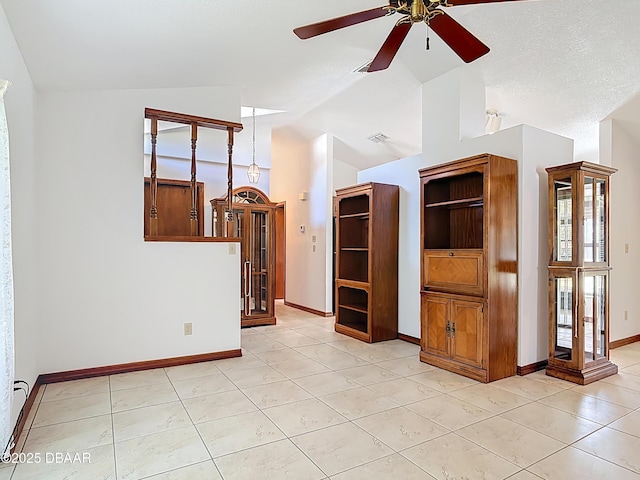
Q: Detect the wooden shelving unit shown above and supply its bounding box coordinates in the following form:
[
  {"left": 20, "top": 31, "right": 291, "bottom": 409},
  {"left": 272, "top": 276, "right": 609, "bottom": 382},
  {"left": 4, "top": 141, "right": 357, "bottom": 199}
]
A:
[
  {"left": 335, "top": 182, "right": 399, "bottom": 343},
  {"left": 419, "top": 154, "right": 518, "bottom": 383}
]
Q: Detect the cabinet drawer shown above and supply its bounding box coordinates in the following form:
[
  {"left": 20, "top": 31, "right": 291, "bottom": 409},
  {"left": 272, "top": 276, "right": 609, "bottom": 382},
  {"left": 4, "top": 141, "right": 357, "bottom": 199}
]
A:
[{"left": 423, "top": 250, "right": 484, "bottom": 296}]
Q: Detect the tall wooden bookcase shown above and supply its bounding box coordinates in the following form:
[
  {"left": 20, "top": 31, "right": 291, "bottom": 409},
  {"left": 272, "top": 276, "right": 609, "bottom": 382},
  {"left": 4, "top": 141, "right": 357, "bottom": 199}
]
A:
[
  {"left": 419, "top": 154, "right": 518, "bottom": 383},
  {"left": 334, "top": 182, "right": 399, "bottom": 343}
]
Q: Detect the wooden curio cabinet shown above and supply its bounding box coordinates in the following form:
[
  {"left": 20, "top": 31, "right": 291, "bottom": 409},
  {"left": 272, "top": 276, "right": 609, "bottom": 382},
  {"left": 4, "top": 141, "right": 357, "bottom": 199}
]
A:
[
  {"left": 211, "top": 187, "right": 277, "bottom": 327},
  {"left": 334, "top": 182, "right": 399, "bottom": 343},
  {"left": 419, "top": 154, "right": 518, "bottom": 383},
  {"left": 546, "top": 161, "right": 617, "bottom": 385}
]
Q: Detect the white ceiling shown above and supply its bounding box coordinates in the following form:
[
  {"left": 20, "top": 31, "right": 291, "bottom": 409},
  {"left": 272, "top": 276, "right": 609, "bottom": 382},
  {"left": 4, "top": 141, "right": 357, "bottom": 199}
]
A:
[{"left": 2, "top": 0, "right": 639, "bottom": 168}]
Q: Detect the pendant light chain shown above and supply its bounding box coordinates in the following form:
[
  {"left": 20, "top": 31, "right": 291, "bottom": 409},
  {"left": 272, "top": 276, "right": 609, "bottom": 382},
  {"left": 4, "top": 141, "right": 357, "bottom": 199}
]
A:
[{"left": 247, "top": 106, "right": 261, "bottom": 183}]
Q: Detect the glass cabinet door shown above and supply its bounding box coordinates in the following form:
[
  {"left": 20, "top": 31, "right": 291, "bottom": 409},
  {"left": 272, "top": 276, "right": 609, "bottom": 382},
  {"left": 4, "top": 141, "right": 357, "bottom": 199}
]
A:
[
  {"left": 553, "top": 274, "right": 575, "bottom": 364},
  {"left": 583, "top": 272, "right": 608, "bottom": 365},
  {"left": 247, "top": 210, "right": 270, "bottom": 316},
  {"left": 554, "top": 177, "right": 573, "bottom": 262},
  {"left": 594, "top": 179, "right": 606, "bottom": 263},
  {"left": 584, "top": 177, "right": 594, "bottom": 262}
]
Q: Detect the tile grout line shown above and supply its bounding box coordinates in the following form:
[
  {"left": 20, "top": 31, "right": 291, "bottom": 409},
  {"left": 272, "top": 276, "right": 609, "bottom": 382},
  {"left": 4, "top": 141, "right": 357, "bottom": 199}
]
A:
[
  {"left": 108, "top": 375, "right": 118, "bottom": 480},
  {"left": 166, "top": 365, "right": 228, "bottom": 480}
]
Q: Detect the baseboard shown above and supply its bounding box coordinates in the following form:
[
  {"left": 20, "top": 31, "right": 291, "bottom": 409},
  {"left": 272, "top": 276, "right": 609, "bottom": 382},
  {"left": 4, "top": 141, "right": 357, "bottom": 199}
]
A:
[
  {"left": 10, "top": 379, "right": 43, "bottom": 453},
  {"left": 610, "top": 334, "right": 640, "bottom": 350},
  {"left": 517, "top": 360, "right": 548, "bottom": 376},
  {"left": 38, "top": 349, "right": 242, "bottom": 384},
  {"left": 284, "top": 301, "right": 333, "bottom": 317},
  {"left": 398, "top": 333, "right": 420, "bottom": 345}
]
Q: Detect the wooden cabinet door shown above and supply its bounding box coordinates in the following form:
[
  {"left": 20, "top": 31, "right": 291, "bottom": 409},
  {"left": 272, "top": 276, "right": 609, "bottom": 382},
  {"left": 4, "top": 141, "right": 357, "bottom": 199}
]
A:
[
  {"left": 450, "top": 300, "right": 483, "bottom": 368},
  {"left": 421, "top": 294, "right": 450, "bottom": 358},
  {"left": 423, "top": 250, "right": 484, "bottom": 296}
]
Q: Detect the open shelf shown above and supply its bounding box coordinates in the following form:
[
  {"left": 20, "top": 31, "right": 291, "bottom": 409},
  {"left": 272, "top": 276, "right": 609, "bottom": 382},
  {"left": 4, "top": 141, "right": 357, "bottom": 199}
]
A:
[
  {"left": 340, "top": 212, "right": 369, "bottom": 219},
  {"left": 423, "top": 171, "right": 485, "bottom": 250},
  {"left": 338, "top": 250, "right": 368, "bottom": 282},
  {"left": 425, "top": 196, "right": 484, "bottom": 208},
  {"left": 339, "top": 194, "right": 369, "bottom": 217},
  {"left": 424, "top": 205, "right": 483, "bottom": 249},
  {"left": 339, "top": 216, "right": 369, "bottom": 249},
  {"left": 424, "top": 171, "right": 483, "bottom": 205},
  {"left": 338, "top": 286, "right": 368, "bottom": 314},
  {"left": 337, "top": 307, "right": 368, "bottom": 334}
]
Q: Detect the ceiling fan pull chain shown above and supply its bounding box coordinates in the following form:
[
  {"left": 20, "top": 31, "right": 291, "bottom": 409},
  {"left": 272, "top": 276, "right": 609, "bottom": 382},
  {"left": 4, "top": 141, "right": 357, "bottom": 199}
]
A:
[{"left": 426, "top": 25, "right": 430, "bottom": 50}]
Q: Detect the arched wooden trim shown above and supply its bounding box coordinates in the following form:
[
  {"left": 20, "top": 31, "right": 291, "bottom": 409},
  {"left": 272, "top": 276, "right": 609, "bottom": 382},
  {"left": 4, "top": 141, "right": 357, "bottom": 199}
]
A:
[
  {"left": 214, "top": 186, "right": 278, "bottom": 207},
  {"left": 210, "top": 187, "right": 277, "bottom": 238}
]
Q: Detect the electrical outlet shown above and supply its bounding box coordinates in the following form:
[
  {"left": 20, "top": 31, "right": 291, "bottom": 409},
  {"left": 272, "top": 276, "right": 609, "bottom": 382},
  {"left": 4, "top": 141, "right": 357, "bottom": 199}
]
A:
[
  {"left": 624, "top": 310, "right": 629, "bottom": 321},
  {"left": 312, "top": 235, "right": 317, "bottom": 243},
  {"left": 184, "top": 322, "right": 193, "bottom": 335},
  {"left": 229, "top": 243, "right": 236, "bottom": 255}
]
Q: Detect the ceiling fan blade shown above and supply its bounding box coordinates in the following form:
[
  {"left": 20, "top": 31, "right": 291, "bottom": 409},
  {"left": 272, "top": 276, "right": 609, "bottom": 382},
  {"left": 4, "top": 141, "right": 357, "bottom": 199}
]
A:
[
  {"left": 446, "top": 0, "right": 525, "bottom": 4},
  {"left": 367, "top": 21, "right": 412, "bottom": 72},
  {"left": 429, "top": 11, "right": 490, "bottom": 63},
  {"left": 294, "top": 7, "right": 390, "bottom": 40}
]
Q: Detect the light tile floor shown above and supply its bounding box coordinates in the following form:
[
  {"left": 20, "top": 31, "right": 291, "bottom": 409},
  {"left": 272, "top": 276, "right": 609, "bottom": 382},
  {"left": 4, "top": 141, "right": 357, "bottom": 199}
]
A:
[{"left": 2, "top": 302, "right": 640, "bottom": 479}]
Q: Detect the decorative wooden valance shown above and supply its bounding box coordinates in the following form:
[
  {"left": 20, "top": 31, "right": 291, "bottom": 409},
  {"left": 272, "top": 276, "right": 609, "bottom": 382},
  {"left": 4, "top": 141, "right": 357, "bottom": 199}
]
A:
[{"left": 144, "top": 108, "right": 243, "bottom": 237}]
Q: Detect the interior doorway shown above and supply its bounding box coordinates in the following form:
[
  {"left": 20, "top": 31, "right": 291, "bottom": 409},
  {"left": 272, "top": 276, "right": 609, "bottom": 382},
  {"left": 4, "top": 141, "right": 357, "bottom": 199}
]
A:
[{"left": 275, "top": 203, "right": 286, "bottom": 300}]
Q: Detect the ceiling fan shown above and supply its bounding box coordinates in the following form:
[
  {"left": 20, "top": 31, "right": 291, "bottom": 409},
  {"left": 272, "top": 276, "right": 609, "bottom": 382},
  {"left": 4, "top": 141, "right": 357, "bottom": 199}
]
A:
[{"left": 294, "top": 0, "right": 522, "bottom": 72}]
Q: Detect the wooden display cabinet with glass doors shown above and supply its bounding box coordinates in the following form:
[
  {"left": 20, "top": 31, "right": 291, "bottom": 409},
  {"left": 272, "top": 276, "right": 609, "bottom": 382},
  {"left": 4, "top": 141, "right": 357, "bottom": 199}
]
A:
[
  {"left": 211, "top": 187, "right": 276, "bottom": 327},
  {"left": 546, "top": 161, "right": 617, "bottom": 385}
]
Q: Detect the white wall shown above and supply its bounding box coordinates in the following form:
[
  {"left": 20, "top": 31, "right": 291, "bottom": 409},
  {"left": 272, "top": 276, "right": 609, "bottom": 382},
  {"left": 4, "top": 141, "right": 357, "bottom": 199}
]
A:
[
  {"left": 332, "top": 159, "right": 358, "bottom": 193},
  {"left": 271, "top": 132, "right": 333, "bottom": 314},
  {"left": 357, "top": 154, "right": 423, "bottom": 337},
  {"left": 1, "top": 3, "right": 41, "bottom": 438},
  {"left": 520, "top": 127, "right": 575, "bottom": 361},
  {"left": 609, "top": 121, "right": 640, "bottom": 341},
  {"left": 359, "top": 67, "right": 575, "bottom": 366},
  {"left": 36, "top": 87, "right": 241, "bottom": 372}
]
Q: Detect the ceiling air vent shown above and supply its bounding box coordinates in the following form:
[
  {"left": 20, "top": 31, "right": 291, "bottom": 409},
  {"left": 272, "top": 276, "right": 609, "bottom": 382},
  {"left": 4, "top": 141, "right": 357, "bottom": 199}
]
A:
[{"left": 367, "top": 133, "right": 389, "bottom": 144}]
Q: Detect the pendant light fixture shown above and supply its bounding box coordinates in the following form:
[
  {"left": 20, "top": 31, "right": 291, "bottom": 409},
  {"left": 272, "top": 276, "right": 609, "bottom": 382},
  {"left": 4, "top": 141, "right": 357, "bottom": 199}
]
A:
[{"left": 247, "top": 107, "right": 260, "bottom": 183}]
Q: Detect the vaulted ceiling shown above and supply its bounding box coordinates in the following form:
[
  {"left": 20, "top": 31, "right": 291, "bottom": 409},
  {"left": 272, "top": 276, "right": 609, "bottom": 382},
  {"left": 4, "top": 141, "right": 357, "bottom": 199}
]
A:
[{"left": 2, "top": 0, "right": 639, "bottom": 168}]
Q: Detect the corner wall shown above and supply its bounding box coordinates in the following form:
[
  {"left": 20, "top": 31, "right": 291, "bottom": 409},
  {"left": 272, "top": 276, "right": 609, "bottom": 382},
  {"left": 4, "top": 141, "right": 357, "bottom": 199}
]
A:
[
  {"left": 609, "top": 121, "right": 640, "bottom": 341},
  {"left": 1, "top": 2, "right": 40, "bottom": 437},
  {"left": 35, "top": 87, "right": 242, "bottom": 372},
  {"left": 271, "top": 132, "right": 333, "bottom": 314}
]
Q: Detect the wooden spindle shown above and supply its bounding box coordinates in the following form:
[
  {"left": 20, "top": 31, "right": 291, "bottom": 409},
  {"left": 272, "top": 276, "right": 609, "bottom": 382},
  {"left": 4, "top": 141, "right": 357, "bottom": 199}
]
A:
[
  {"left": 149, "top": 116, "right": 159, "bottom": 236},
  {"left": 227, "top": 126, "right": 235, "bottom": 237},
  {"left": 190, "top": 122, "right": 198, "bottom": 236}
]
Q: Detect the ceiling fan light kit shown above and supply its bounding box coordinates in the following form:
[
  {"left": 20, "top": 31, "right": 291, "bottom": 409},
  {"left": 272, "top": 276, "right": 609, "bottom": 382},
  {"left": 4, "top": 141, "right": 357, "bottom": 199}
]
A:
[{"left": 294, "top": 0, "right": 523, "bottom": 72}]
